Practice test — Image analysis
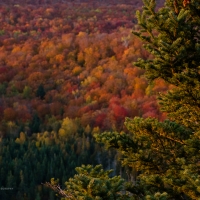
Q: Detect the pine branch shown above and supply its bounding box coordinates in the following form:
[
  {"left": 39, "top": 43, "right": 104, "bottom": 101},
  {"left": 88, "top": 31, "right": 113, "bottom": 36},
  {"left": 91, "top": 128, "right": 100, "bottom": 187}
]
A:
[{"left": 43, "top": 182, "right": 74, "bottom": 199}]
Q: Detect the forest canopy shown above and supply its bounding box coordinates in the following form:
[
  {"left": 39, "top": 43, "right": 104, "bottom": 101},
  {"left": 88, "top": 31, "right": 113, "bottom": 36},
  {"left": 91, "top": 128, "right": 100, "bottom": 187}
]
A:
[
  {"left": 1, "top": 0, "right": 197, "bottom": 199},
  {"left": 0, "top": 1, "right": 169, "bottom": 199},
  {"left": 46, "top": 0, "right": 200, "bottom": 199}
]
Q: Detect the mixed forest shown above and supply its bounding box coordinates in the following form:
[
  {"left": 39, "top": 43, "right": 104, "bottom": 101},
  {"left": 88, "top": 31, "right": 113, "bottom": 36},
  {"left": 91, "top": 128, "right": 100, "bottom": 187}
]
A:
[
  {"left": 2, "top": 0, "right": 199, "bottom": 199},
  {"left": 0, "top": 1, "right": 168, "bottom": 199}
]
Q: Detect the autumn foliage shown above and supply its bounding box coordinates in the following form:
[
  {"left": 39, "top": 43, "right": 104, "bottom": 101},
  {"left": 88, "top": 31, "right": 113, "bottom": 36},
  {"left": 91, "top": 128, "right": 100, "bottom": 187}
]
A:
[{"left": 0, "top": 0, "right": 169, "bottom": 137}]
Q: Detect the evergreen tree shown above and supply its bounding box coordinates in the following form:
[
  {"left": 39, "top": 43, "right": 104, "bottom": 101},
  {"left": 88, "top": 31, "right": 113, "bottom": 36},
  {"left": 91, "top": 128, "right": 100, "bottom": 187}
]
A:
[
  {"left": 45, "top": 165, "right": 131, "bottom": 200},
  {"left": 35, "top": 192, "right": 41, "bottom": 200},
  {"left": 36, "top": 84, "right": 46, "bottom": 99},
  {"left": 29, "top": 113, "right": 41, "bottom": 133},
  {"left": 95, "top": 0, "right": 200, "bottom": 199},
  {"left": 132, "top": 0, "right": 200, "bottom": 131}
]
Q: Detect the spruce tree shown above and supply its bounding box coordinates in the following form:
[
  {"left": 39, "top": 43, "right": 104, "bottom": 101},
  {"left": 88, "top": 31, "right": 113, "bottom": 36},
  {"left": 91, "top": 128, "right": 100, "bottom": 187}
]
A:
[
  {"left": 45, "top": 165, "right": 130, "bottom": 200},
  {"left": 29, "top": 113, "right": 41, "bottom": 133},
  {"left": 36, "top": 84, "right": 46, "bottom": 99},
  {"left": 95, "top": 0, "right": 200, "bottom": 199}
]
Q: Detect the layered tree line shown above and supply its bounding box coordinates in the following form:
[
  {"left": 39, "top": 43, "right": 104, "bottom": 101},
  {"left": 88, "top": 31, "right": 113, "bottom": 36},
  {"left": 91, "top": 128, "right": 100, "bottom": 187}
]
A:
[
  {"left": 0, "top": 1, "right": 171, "bottom": 200},
  {"left": 0, "top": 129, "right": 118, "bottom": 200},
  {"left": 46, "top": 0, "right": 200, "bottom": 199}
]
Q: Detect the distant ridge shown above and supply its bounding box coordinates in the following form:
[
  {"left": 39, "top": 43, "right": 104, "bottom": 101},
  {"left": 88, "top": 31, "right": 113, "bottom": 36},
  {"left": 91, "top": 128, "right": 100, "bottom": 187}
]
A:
[{"left": 0, "top": 0, "right": 165, "bottom": 7}]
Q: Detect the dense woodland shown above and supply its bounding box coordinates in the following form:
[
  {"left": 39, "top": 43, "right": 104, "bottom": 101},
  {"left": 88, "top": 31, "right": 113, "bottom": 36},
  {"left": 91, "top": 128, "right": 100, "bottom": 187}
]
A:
[
  {"left": 0, "top": 0, "right": 168, "bottom": 137},
  {"left": 0, "top": 0, "right": 171, "bottom": 200},
  {"left": 43, "top": 0, "right": 200, "bottom": 199}
]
